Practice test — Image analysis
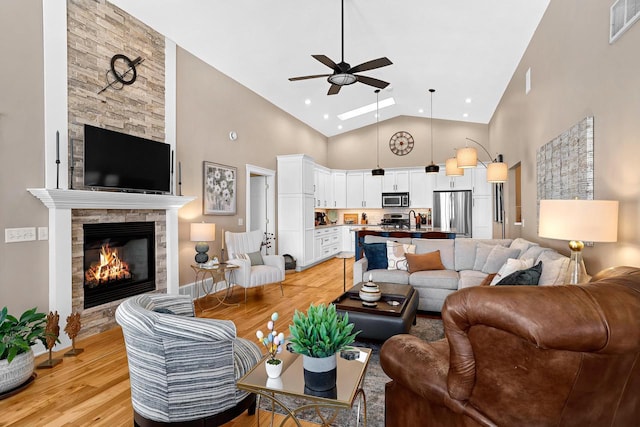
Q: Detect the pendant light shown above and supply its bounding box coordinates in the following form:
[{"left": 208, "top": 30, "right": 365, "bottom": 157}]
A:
[
  {"left": 425, "top": 88, "right": 440, "bottom": 174},
  {"left": 371, "top": 89, "right": 385, "bottom": 176}
]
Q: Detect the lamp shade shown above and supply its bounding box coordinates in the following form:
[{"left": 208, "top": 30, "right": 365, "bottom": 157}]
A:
[
  {"left": 486, "top": 162, "right": 508, "bottom": 183},
  {"left": 445, "top": 157, "right": 464, "bottom": 176},
  {"left": 538, "top": 199, "right": 619, "bottom": 242},
  {"left": 190, "top": 222, "right": 216, "bottom": 242},
  {"left": 456, "top": 147, "right": 477, "bottom": 168}
]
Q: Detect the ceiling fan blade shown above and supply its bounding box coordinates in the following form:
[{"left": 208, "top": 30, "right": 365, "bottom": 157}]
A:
[
  {"left": 312, "top": 55, "right": 338, "bottom": 70},
  {"left": 356, "top": 75, "right": 390, "bottom": 89},
  {"left": 327, "top": 84, "right": 342, "bottom": 95},
  {"left": 289, "top": 74, "right": 332, "bottom": 81},
  {"left": 349, "top": 57, "right": 393, "bottom": 74}
]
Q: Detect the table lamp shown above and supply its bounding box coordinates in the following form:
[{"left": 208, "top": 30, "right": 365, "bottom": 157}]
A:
[
  {"left": 538, "top": 199, "right": 618, "bottom": 284},
  {"left": 190, "top": 222, "right": 216, "bottom": 264}
]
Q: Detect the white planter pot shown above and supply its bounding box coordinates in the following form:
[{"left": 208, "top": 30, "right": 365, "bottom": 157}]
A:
[
  {"left": 265, "top": 359, "right": 283, "bottom": 379},
  {"left": 0, "top": 349, "right": 35, "bottom": 394}
]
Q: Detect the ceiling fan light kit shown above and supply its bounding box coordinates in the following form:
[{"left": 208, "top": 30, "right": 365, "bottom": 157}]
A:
[
  {"left": 425, "top": 89, "right": 440, "bottom": 175},
  {"left": 289, "top": 0, "right": 392, "bottom": 95}
]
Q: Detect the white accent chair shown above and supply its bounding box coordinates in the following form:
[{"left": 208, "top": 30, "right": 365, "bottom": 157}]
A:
[{"left": 225, "top": 230, "right": 285, "bottom": 302}]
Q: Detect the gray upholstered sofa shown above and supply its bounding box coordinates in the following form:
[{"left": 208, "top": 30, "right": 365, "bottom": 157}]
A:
[
  {"left": 354, "top": 236, "right": 570, "bottom": 312},
  {"left": 115, "top": 294, "right": 262, "bottom": 426}
]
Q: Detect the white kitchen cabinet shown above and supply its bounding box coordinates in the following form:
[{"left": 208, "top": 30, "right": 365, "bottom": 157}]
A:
[
  {"left": 472, "top": 195, "right": 493, "bottom": 239},
  {"left": 314, "top": 227, "right": 341, "bottom": 262},
  {"left": 341, "top": 226, "right": 355, "bottom": 253},
  {"left": 278, "top": 154, "right": 315, "bottom": 195},
  {"left": 314, "top": 166, "right": 331, "bottom": 208},
  {"left": 409, "top": 168, "right": 435, "bottom": 208},
  {"left": 472, "top": 167, "right": 492, "bottom": 196},
  {"left": 363, "top": 172, "right": 383, "bottom": 208},
  {"left": 434, "top": 167, "right": 473, "bottom": 190},
  {"left": 331, "top": 170, "right": 346, "bottom": 208},
  {"left": 346, "top": 172, "right": 364, "bottom": 208},
  {"left": 382, "top": 170, "right": 410, "bottom": 192}
]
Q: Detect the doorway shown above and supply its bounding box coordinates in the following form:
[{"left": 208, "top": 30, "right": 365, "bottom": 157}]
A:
[{"left": 245, "top": 164, "right": 276, "bottom": 254}]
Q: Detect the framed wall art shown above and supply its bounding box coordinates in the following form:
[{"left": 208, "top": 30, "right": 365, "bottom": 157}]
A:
[{"left": 203, "top": 161, "right": 237, "bottom": 215}]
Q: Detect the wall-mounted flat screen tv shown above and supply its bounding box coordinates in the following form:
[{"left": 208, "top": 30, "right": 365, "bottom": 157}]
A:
[{"left": 84, "top": 124, "right": 171, "bottom": 194}]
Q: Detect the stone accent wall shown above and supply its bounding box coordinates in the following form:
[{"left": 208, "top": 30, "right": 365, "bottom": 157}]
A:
[
  {"left": 67, "top": 0, "right": 166, "bottom": 189},
  {"left": 72, "top": 209, "right": 167, "bottom": 338}
]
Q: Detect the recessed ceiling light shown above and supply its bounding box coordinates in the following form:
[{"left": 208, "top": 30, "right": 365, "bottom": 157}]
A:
[
  {"left": 304, "top": 99, "right": 311, "bottom": 105},
  {"left": 337, "top": 97, "right": 395, "bottom": 121},
  {"left": 465, "top": 98, "right": 472, "bottom": 104},
  {"left": 418, "top": 108, "right": 424, "bottom": 114},
  {"left": 463, "top": 113, "right": 469, "bottom": 118},
  {"left": 338, "top": 125, "right": 343, "bottom": 130},
  {"left": 323, "top": 114, "right": 329, "bottom": 120}
]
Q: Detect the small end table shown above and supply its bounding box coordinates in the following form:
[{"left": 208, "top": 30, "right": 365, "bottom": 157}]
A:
[
  {"left": 335, "top": 252, "right": 355, "bottom": 292},
  {"left": 191, "top": 263, "right": 240, "bottom": 311}
]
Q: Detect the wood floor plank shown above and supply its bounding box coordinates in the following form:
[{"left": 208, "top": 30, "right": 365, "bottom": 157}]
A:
[{"left": 0, "top": 258, "right": 353, "bottom": 427}]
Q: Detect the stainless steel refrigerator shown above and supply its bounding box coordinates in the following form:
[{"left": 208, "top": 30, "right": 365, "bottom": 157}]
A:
[{"left": 433, "top": 190, "right": 472, "bottom": 237}]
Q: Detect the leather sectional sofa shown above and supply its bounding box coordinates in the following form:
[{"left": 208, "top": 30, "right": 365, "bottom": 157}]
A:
[
  {"left": 353, "top": 236, "right": 570, "bottom": 312},
  {"left": 380, "top": 266, "right": 640, "bottom": 426}
]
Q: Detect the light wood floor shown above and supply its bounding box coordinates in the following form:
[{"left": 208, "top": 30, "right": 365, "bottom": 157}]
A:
[{"left": 0, "top": 257, "right": 356, "bottom": 427}]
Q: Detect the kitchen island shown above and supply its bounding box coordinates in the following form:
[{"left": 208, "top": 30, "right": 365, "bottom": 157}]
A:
[{"left": 353, "top": 227, "right": 455, "bottom": 260}]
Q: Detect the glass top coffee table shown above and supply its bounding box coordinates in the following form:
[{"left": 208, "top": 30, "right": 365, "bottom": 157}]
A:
[{"left": 237, "top": 346, "right": 371, "bottom": 426}]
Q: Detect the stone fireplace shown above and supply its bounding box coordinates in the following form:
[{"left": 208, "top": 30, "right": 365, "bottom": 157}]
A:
[{"left": 28, "top": 189, "right": 194, "bottom": 344}]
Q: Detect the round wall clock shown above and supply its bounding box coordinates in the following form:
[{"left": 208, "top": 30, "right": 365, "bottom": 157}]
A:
[{"left": 389, "top": 131, "right": 415, "bottom": 156}]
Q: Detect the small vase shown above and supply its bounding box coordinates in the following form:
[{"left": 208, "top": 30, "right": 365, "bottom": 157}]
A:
[
  {"left": 303, "top": 354, "right": 337, "bottom": 392},
  {"left": 265, "top": 359, "right": 283, "bottom": 378},
  {"left": 359, "top": 280, "right": 381, "bottom": 303}
]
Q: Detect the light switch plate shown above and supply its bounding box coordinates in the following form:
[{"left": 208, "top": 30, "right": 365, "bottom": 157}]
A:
[
  {"left": 5, "top": 227, "right": 37, "bottom": 243},
  {"left": 38, "top": 227, "right": 49, "bottom": 240}
]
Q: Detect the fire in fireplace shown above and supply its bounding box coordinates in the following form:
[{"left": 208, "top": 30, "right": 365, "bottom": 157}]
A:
[{"left": 83, "top": 222, "right": 155, "bottom": 309}]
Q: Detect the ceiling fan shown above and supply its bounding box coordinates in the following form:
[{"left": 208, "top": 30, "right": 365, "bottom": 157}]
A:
[{"left": 288, "top": 0, "right": 392, "bottom": 95}]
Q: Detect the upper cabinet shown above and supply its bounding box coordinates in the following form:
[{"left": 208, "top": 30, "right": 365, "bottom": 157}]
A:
[
  {"left": 382, "top": 170, "right": 410, "bottom": 193},
  {"left": 409, "top": 169, "right": 435, "bottom": 208},
  {"left": 314, "top": 166, "right": 331, "bottom": 208},
  {"left": 346, "top": 171, "right": 382, "bottom": 208},
  {"left": 434, "top": 167, "right": 473, "bottom": 191},
  {"left": 278, "top": 154, "right": 315, "bottom": 195},
  {"left": 331, "top": 170, "right": 347, "bottom": 209}
]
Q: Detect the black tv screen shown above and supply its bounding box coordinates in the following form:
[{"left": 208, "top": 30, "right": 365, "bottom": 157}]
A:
[{"left": 84, "top": 124, "right": 171, "bottom": 193}]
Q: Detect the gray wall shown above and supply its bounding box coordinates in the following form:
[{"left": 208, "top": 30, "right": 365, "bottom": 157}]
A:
[
  {"left": 0, "top": 0, "right": 49, "bottom": 315},
  {"left": 489, "top": 0, "right": 640, "bottom": 273}
]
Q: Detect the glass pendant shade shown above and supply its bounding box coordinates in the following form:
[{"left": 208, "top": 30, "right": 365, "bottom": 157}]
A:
[
  {"left": 486, "top": 162, "right": 508, "bottom": 183},
  {"left": 328, "top": 73, "right": 357, "bottom": 86},
  {"left": 445, "top": 158, "right": 463, "bottom": 176},
  {"left": 456, "top": 147, "right": 477, "bottom": 168}
]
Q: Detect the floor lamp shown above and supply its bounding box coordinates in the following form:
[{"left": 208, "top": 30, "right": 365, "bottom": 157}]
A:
[{"left": 538, "top": 199, "right": 619, "bottom": 284}]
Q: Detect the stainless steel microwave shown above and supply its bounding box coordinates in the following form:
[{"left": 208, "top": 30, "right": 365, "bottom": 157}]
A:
[{"left": 382, "top": 192, "right": 410, "bottom": 207}]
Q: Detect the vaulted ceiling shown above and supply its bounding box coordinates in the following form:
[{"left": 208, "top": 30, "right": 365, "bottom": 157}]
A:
[{"left": 109, "top": 0, "right": 550, "bottom": 137}]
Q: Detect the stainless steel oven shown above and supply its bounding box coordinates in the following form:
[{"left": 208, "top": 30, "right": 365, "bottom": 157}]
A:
[{"left": 382, "top": 192, "right": 410, "bottom": 208}]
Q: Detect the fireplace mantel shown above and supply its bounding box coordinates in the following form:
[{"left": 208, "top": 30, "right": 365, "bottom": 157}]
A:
[{"left": 28, "top": 188, "right": 195, "bottom": 210}]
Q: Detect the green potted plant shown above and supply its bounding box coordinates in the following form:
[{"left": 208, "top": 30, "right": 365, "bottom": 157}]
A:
[
  {"left": 0, "top": 307, "right": 47, "bottom": 394},
  {"left": 288, "top": 303, "right": 359, "bottom": 392}
]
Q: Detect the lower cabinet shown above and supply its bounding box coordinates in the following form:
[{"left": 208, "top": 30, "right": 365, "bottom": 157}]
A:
[
  {"left": 314, "top": 227, "right": 341, "bottom": 262},
  {"left": 472, "top": 195, "right": 492, "bottom": 239}
]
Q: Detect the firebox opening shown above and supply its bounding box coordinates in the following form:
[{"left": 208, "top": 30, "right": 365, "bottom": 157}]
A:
[{"left": 83, "top": 222, "right": 155, "bottom": 309}]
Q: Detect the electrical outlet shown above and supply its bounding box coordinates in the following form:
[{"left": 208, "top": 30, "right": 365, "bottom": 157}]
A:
[
  {"left": 5, "top": 227, "right": 37, "bottom": 243},
  {"left": 38, "top": 227, "right": 49, "bottom": 240}
]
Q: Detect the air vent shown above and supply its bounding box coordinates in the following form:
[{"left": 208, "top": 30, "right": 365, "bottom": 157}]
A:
[{"left": 610, "top": 0, "right": 640, "bottom": 43}]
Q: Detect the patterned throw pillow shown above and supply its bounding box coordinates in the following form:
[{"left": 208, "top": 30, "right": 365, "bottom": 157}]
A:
[
  {"left": 387, "top": 241, "right": 416, "bottom": 271},
  {"left": 236, "top": 251, "right": 264, "bottom": 266}
]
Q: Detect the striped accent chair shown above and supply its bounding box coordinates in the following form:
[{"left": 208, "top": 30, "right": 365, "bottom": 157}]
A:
[{"left": 115, "top": 294, "right": 262, "bottom": 426}]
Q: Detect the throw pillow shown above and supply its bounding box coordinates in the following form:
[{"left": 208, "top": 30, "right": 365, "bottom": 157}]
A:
[
  {"left": 509, "top": 238, "right": 537, "bottom": 258},
  {"left": 495, "top": 261, "right": 543, "bottom": 286},
  {"left": 387, "top": 241, "right": 416, "bottom": 271},
  {"left": 490, "top": 258, "right": 534, "bottom": 286},
  {"left": 473, "top": 243, "right": 496, "bottom": 271},
  {"left": 363, "top": 243, "right": 388, "bottom": 271},
  {"left": 519, "top": 245, "right": 550, "bottom": 263},
  {"left": 537, "top": 252, "right": 570, "bottom": 285},
  {"left": 236, "top": 251, "right": 265, "bottom": 266},
  {"left": 480, "top": 273, "right": 497, "bottom": 286},
  {"left": 481, "top": 246, "right": 521, "bottom": 274},
  {"left": 406, "top": 250, "right": 446, "bottom": 273}
]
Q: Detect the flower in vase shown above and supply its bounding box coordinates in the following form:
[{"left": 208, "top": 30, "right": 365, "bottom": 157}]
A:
[{"left": 257, "top": 312, "right": 285, "bottom": 365}]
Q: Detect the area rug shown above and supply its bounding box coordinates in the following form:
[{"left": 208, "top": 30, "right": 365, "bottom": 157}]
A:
[{"left": 258, "top": 317, "right": 444, "bottom": 426}]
